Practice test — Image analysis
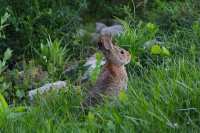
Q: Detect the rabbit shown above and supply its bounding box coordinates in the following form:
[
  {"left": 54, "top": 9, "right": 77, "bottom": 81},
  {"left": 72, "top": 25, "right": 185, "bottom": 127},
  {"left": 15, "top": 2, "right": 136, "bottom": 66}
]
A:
[{"left": 82, "top": 34, "right": 131, "bottom": 107}]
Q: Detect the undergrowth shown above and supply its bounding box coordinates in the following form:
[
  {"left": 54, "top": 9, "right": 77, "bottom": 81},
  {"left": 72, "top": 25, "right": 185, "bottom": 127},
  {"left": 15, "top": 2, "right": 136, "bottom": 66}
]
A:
[{"left": 0, "top": 0, "right": 200, "bottom": 132}]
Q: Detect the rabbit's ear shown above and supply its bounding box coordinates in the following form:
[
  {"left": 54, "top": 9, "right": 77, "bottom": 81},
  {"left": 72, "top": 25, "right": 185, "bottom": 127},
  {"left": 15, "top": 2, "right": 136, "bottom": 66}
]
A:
[{"left": 99, "top": 35, "right": 113, "bottom": 50}]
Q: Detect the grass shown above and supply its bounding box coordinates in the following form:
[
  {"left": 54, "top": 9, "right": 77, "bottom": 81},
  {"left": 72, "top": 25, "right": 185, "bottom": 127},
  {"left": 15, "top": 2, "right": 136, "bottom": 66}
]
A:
[
  {"left": 1, "top": 0, "right": 200, "bottom": 132},
  {"left": 1, "top": 20, "right": 200, "bottom": 133},
  {"left": 1, "top": 56, "right": 200, "bottom": 132}
]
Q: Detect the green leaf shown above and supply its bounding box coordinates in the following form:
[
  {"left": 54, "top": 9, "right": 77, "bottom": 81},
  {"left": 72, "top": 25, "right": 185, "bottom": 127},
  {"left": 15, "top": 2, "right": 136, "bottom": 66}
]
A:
[
  {"left": 3, "top": 48, "right": 12, "bottom": 61},
  {"left": 146, "top": 23, "right": 157, "bottom": 32},
  {"left": 10, "top": 106, "right": 27, "bottom": 113},
  {"left": 95, "top": 52, "right": 103, "bottom": 62},
  {"left": 119, "top": 90, "right": 128, "bottom": 103},
  {"left": 0, "top": 93, "right": 8, "bottom": 112},
  {"left": 151, "top": 45, "right": 162, "bottom": 55},
  {"left": 112, "top": 111, "right": 122, "bottom": 124},
  {"left": 1, "top": 12, "right": 10, "bottom": 25},
  {"left": 161, "top": 47, "right": 170, "bottom": 56},
  {"left": 16, "top": 90, "right": 25, "bottom": 98},
  {"left": 107, "top": 120, "right": 115, "bottom": 130},
  {"left": 87, "top": 112, "right": 95, "bottom": 122}
]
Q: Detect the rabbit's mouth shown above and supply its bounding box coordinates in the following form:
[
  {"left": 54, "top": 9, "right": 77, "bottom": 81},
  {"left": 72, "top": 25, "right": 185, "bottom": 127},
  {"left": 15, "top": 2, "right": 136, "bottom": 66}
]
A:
[{"left": 125, "top": 54, "right": 131, "bottom": 65}]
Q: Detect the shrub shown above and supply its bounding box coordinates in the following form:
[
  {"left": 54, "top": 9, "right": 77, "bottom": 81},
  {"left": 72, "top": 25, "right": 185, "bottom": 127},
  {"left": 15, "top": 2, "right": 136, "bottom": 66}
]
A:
[
  {"left": 116, "top": 20, "right": 169, "bottom": 63},
  {"left": 2, "top": 0, "right": 87, "bottom": 57},
  {"left": 147, "top": 0, "right": 200, "bottom": 32},
  {"left": 0, "top": 12, "right": 10, "bottom": 39},
  {"left": 37, "top": 37, "right": 68, "bottom": 79},
  {"left": 0, "top": 49, "right": 12, "bottom": 99}
]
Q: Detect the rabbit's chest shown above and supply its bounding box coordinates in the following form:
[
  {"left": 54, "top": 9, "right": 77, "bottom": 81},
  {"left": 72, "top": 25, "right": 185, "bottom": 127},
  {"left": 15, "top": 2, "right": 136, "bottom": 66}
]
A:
[
  {"left": 94, "top": 65, "right": 128, "bottom": 96},
  {"left": 107, "top": 70, "right": 128, "bottom": 95}
]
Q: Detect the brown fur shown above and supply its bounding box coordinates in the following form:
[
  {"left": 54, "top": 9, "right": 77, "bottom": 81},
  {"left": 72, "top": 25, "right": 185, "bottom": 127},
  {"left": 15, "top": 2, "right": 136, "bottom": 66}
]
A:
[{"left": 83, "top": 35, "right": 131, "bottom": 107}]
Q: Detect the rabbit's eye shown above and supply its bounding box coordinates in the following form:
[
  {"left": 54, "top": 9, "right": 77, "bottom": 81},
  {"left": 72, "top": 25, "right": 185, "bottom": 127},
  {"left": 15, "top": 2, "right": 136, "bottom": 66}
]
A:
[{"left": 120, "top": 50, "right": 124, "bottom": 54}]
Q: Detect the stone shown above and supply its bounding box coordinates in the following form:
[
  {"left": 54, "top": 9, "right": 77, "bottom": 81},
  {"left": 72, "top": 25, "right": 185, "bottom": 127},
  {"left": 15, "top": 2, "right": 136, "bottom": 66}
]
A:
[
  {"left": 96, "top": 22, "right": 107, "bottom": 33},
  {"left": 143, "top": 38, "right": 164, "bottom": 49},
  {"left": 90, "top": 33, "right": 100, "bottom": 44},
  {"left": 100, "top": 25, "right": 123, "bottom": 36},
  {"left": 28, "top": 81, "right": 67, "bottom": 101}
]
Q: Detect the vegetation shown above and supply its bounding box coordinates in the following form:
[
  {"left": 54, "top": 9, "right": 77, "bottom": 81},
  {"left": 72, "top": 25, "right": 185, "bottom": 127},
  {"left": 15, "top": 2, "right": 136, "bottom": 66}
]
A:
[{"left": 0, "top": 0, "right": 200, "bottom": 132}]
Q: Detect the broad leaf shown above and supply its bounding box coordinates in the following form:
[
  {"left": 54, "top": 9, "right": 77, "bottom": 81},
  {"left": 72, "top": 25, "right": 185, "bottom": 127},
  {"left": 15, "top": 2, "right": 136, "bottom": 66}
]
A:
[
  {"left": 0, "top": 93, "right": 8, "bottom": 112},
  {"left": 151, "top": 45, "right": 162, "bottom": 55},
  {"left": 161, "top": 47, "right": 170, "bottom": 56}
]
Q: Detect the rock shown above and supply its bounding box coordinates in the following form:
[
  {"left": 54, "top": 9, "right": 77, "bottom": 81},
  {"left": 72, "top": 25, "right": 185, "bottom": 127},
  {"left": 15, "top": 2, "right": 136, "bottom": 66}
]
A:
[
  {"left": 89, "top": 21, "right": 124, "bottom": 44},
  {"left": 143, "top": 38, "right": 164, "bottom": 49},
  {"left": 90, "top": 33, "right": 100, "bottom": 44},
  {"left": 96, "top": 22, "right": 107, "bottom": 33},
  {"left": 100, "top": 25, "right": 123, "bottom": 36},
  {"left": 91, "top": 23, "right": 123, "bottom": 43},
  {"left": 28, "top": 81, "right": 67, "bottom": 101},
  {"left": 99, "top": 18, "right": 119, "bottom": 26}
]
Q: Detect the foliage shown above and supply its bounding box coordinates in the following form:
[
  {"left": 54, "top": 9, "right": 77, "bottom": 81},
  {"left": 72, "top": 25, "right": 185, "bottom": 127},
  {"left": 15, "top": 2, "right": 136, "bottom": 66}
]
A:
[
  {"left": 116, "top": 19, "right": 158, "bottom": 53},
  {"left": 83, "top": 0, "right": 128, "bottom": 21},
  {"left": 4, "top": 60, "right": 49, "bottom": 103},
  {"left": 37, "top": 37, "right": 68, "bottom": 79},
  {"left": 192, "top": 21, "right": 200, "bottom": 38},
  {"left": 0, "top": 93, "right": 27, "bottom": 128},
  {"left": 116, "top": 19, "right": 170, "bottom": 68},
  {"left": 39, "top": 38, "right": 66, "bottom": 67},
  {"left": 1, "top": 59, "right": 200, "bottom": 132},
  {"left": 0, "top": 12, "right": 10, "bottom": 39},
  {"left": 89, "top": 52, "right": 104, "bottom": 83},
  {"left": 0, "top": 0, "right": 200, "bottom": 132},
  {"left": 147, "top": 0, "right": 200, "bottom": 32},
  {"left": 1, "top": 0, "right": 87, "bottom": 57},
  {"left": 0, "top": 49, "right": 12, "bottom": 98},
  {"left": 0, "top": 49, "right": 12, "bottom": 74},
  {"left": 150, "top": 45, "right": 170, "bottom": 56}
]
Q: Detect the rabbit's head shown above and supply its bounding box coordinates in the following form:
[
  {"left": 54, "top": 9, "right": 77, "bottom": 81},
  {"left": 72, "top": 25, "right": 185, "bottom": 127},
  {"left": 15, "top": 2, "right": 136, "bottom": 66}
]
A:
[{"left": 98, "top": 35, "right": 131, "bottom": 66}]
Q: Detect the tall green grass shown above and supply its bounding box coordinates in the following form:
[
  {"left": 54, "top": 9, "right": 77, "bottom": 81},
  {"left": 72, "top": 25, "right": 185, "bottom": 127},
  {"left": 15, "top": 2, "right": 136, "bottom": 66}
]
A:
[
  {"left": 1, "top": 57, "right": 200, "bottom": 132},
  {"left": 1, "top": 0, "right": 200, "bottom": 132}
]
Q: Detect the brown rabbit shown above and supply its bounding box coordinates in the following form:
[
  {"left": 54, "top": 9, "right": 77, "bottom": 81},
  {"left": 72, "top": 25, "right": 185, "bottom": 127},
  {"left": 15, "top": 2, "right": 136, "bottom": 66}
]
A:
[{"left": 83, "top": 34, "right": 131, "bottom": 106}]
